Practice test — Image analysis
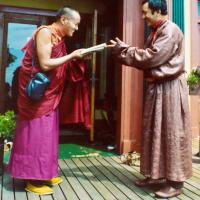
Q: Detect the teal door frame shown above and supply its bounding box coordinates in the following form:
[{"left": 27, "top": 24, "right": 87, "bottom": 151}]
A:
[{"left": 172, "top": 0, "right": 184, "bottom": 33}]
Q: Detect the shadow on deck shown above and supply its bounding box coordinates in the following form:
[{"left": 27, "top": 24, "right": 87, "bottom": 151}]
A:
[{"left": 0, "top": 139, "right": 200, "bottom": 200}]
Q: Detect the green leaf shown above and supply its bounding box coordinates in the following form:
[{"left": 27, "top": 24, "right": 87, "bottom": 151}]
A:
[
  {"left": 0, "top": 111, "right": 16, "bottom": 139},
  {"left": 187, "top": 70, "right": 200, "bottom": 87}
]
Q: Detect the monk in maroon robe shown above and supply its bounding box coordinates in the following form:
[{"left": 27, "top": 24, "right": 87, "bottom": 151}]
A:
[{"left": 8, "top": 7, "right": 88, "bottom": 195}]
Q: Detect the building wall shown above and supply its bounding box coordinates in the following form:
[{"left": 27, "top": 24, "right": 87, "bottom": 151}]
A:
[
  {"left": 1, "top": 0, "right": 199, "bottom": 149},
  {"left": 189, "top": 0, "right": 200, "bottom": 138},
  {"left": 0, "top": 0, "right": 106, "bottom": 14},
  {"left": 171, "top": 0, "right": 200, "bottom": 138}
]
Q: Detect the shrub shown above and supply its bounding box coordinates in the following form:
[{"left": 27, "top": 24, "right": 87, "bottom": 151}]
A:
[
  {"left": 0, "top": 111, "right": 16, "bottom": 139},
  {"left": 187, "top": 67, "right": 200, "bottom": 88}
]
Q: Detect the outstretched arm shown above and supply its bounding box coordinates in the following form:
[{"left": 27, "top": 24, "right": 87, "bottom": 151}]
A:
[
  {"left": 36, "top": 28, "right": 85, "bottom": 72},
  {"left": 110, "top": 32, "right": 179, "bottom": 70}
]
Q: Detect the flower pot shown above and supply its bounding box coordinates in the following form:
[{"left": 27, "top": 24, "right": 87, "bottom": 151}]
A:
[
  {"left": 0, "top": 137, "right": 4, "bottom": 175},
  {"left": 189, "top": 84, "right": 200, "bottom": 95}
]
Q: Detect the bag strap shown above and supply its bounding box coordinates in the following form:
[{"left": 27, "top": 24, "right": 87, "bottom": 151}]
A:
[
  {"left": 30, "top": 40, "right": 36, "bottom": 78},
  {"left": 30, "top": 26, "right": 52, "bottom": 77}
]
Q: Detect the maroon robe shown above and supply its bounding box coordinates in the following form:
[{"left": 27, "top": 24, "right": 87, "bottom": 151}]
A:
[
  {"left": 59, "top": 60, "right": 91, "bottom": 130},
  {"left": 18, "top": 28, "right": 67, "bottom": 120}
]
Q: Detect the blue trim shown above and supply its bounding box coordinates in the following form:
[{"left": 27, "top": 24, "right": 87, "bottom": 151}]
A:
[{"left": 172, "top": 0, "right": 184, "bottom": 33}]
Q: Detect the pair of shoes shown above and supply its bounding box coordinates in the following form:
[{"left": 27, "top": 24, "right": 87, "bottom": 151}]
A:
[
  {"left": 25, "top": 182, "right": 53, "bottom": 195},
  {"left": 134, "top": 178, "right": 166, "bottom": 187},
  {"left": 155, "top": 186, "right": 182, "bottom": 198},
  {"left": 45, "top": 177, "right": 63, "bottom": 186}
]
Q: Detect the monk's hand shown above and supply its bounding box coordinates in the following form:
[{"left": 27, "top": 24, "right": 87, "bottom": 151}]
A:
[
  {"left": 71, "top": 49, "right": 86, "bottom": 59},
  {"left": 107, "top": 37, "right": 129, "bottom": 55}
]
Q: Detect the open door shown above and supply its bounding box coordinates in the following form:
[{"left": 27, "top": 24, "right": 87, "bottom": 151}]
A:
[{"left": 58, "top": 8, "right": 118, "bottom": 147}]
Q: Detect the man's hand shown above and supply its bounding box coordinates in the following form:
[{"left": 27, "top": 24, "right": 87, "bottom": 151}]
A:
[{"left": 107, "top": 37, "right": 129, "bottom": 54}]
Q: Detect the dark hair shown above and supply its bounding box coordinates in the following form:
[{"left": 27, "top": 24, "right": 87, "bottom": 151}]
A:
[
  {"left": 142, "top": 0, "right": 168, "bottom": 15},
  {"left": 56, "top": 7, "right": 79, "bottom": 21}
]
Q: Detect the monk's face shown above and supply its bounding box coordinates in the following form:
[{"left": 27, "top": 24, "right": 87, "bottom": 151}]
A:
[
  {"left": 61, "top": 13, "right": 81, "bottom": 37},
  {"left": 142, "top": 2, "right": 160, "bottom": 27}
]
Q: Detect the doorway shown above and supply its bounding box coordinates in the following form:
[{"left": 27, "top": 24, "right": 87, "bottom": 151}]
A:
[
  {"left": 0, "top": 6, "right": 118, "bottom": 153},
  {"left": 58, "top": 12, "right": 117, "bottom": 150}
]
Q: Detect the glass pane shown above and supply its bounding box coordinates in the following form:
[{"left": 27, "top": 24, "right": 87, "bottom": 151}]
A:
[
  {"left": 5, "top": 23, "right": 37, "bottom": 112},
  {"left": 6, "top": 23, "right": 37, "bottom": 86}
]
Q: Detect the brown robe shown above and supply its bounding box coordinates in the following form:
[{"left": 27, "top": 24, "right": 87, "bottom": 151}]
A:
[{"left": 118, "top": 20, "right": 192, "bottom": 182}]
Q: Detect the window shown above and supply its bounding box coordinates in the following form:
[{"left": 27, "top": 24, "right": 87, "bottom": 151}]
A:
[
  {"left": 0, "top": 8, "right": 53, "bottom": 113},
  {"left": 6, "top": 23, "right": 37, "bottom": 86}
]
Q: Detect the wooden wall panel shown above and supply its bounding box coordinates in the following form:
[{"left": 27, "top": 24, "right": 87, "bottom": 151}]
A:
[{"left": 117, "top": 0, "right": 144, "bottom": 154}]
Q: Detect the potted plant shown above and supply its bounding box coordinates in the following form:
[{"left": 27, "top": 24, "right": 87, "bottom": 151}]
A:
[
  {"left": 0, "top": 110, "right": 16, "bottom": 175},
  {"left": 187, "top": 66, "right": 200, "bottom": 95}
]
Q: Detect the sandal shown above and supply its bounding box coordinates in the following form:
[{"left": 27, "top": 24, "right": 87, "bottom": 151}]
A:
[
  {"left": 44, "top": 177, "right": 63, "bottom": 186},
  {"left": 25, "top": 182, "right": 53, "bottom": 195},
  {"left": 134, "top": 177, "right": 166, "bottom": 187},
  {"left": 155, "top": 185, "right": 182, "bottom": 198}
]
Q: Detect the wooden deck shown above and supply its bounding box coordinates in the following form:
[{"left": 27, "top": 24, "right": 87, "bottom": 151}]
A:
[{"left": 1, "top": 139, "right": 200, "bottom": 200}]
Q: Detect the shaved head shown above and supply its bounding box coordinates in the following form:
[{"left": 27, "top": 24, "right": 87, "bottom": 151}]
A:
[{"left": 56, "top": 7, "right": 80, "bottom": 21}]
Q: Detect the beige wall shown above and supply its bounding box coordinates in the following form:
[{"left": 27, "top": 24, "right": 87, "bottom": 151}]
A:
[
  {"left": 167, "top": 0, "right": 200, "bottom": 138},
  {"left": 187, "top": 0, "right": 200, "bottom": 138},
  {"left": 167, "top": 0, "right": 172, "bottom": 19}
]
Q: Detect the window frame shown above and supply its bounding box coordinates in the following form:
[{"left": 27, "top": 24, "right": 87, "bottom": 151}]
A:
[{"left": 0, "top": 6, "right": 56, "bottom": 113}]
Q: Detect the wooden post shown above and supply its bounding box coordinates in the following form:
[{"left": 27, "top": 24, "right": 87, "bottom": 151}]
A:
[
  {"left": 0, "top": 13, "right": 6, "bottom": 114},
  {"left": 116, "top": 0, "right": 144, "bottom": 154},
  {"left": 0, "top": 13, "right": 4, "bottom": 113},
  {"left": 90, "top": 9, "right": 97, "bottom": 142}
]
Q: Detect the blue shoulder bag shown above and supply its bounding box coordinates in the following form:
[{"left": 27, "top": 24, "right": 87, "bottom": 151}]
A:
[{"left": 25, "top": 41, "right": 50, "bottom": 101}]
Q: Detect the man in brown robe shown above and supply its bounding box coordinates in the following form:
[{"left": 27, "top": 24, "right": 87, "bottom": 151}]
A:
[{"left": 109, "top": 0, "right": 192, "bottom": 198}]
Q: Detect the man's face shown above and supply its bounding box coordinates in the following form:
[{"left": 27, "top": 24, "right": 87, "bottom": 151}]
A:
[
  {"left": 142, "top": 2, "right": 160, "bottom": 27},
  {"left": 61, "top": 13, "right": 81, "bottom": 37}
]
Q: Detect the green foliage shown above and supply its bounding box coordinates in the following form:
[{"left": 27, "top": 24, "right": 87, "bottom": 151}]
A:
[
  {"left": 0, "top": 111, "right": 16, "bottom": 139},
  {"left": 187, "top": 69, "right": 200, "bottom": 88}
]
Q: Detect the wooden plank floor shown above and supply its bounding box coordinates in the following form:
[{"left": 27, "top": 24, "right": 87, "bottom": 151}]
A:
[{"left": 1, "top": 139, "right": 200, "bottom": 200}]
